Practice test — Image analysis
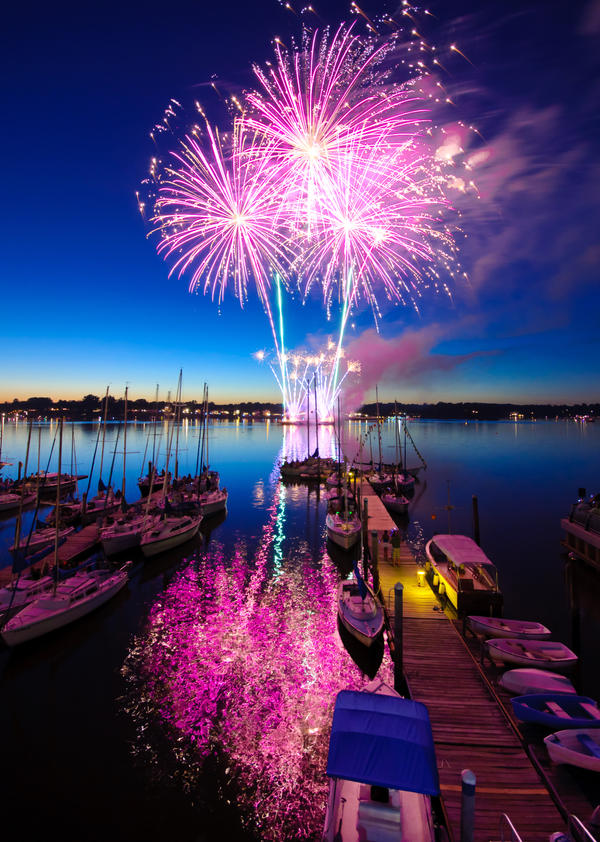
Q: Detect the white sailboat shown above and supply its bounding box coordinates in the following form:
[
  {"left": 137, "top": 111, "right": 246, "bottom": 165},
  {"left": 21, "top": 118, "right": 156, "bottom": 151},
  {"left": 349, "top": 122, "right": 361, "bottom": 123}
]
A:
[
  {"left": 1, "top": 564, "right": 131, "bottom": 646},
  {"left": 338, "top": 574, "right": 384, "bottom": 647}
]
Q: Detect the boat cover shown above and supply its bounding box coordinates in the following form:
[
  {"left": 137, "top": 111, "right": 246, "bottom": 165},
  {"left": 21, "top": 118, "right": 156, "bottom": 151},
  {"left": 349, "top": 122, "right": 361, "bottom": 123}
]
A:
[
  {"left": 431, "top": 534, "right": 496, "bottom": 568},
  {"left": 326, "top": 690, "right": 440, "bottom": 795}
]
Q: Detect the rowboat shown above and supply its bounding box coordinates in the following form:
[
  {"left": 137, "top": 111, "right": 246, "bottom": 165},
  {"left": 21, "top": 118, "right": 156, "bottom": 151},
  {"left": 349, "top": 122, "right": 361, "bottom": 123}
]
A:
[
  {"left": 338, "top": 579, "right": 384, "bottom": 647},
  {"left": 499, "top": 668, "right": 576, "bottom": 696},
  {"left": 323, "top": 680, "right": 440, "bottom": 842},
  {"left": 426, "top": 534, "right": 502, "bottom": 615},
  {"left": 511, "top": 694, "right": 600, "bottom": 729},
  {"left": 485, "top": 639, "right": 578, "bottom": 671},
  {"left": 544, "top": 729, "right": 600, "bottom": 771},
  {"left": 1, "top": 565, "right": 130, "bottom": 646},
  {"left": 467, "top": 615, "right": 551, "bottom": 640}
]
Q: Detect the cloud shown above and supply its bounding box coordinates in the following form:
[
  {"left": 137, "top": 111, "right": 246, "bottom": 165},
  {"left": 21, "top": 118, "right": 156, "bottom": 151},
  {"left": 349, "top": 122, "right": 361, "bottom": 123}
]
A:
[{"left": 342, "top": 323, "right": 494, "bottom": 408}]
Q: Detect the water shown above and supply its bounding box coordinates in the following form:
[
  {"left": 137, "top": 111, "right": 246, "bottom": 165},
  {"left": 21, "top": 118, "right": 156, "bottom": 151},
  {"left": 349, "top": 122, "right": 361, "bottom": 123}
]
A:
[{"left": 0, "top": 417, "right": 599, "bottom": 841}]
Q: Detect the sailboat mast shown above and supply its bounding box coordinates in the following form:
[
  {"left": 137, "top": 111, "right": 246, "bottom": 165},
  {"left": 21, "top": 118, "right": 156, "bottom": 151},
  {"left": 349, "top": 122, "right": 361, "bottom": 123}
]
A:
[
  {"left": 53, "top": 417, "right": 63, "bottom": 594},
  {"left": 375, "top": 385, "right": 383, "bottom": 472},
  {"left": 98, "top": 386, "right": 110, "bottom": 487},
  {"left": 306, "top": 384, "right": 311, "bottom": 457},
  {"left": 122, "top": 386, "right": 128, "bottom": 499},
  {"left": 174, "top": 369, "right": 182, "bottom": 479}
]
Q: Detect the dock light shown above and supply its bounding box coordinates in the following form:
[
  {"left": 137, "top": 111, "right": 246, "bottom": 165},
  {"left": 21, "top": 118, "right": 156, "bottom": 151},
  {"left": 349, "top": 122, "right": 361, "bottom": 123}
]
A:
[{"left": 417, "top": 568, "right": 425, "bottom": 586}]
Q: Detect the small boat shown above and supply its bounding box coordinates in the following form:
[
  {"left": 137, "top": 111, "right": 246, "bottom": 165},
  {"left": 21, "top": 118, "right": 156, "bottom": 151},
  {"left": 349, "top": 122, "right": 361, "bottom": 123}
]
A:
[
  {"left": 499, "top": 668, "right": 576, "bottom": 696},
  {"left": 323, "top": 680, "right": 440, "bottom": 842},
  {"left": 544, "top": 729, "right": 600, "bottom": 772},
  {"left": 0, "top": 492, "right": 37, "bottom": 513},
  {"left": 338, "top": 577, "right": 384, "bottom": 647},
  {"left": 467, "top": 615, "right": 551, "bottom": 640},
  {"left": 381, "top": 489, "right": 410, "bottom": 515},
  {"left": 0, "top": 574, "right": 55, "bottom": 621},
  {"left": 140, "top": 514, "right": 202, "bottom": 558},
  {"left": 486, "top": 639, "right": 578, "bottom": 671},
  {"left": 426, "top": 534, "right": 502, "bottom": 615},
  {"left": 100, "top": 513, "right": 161, "bottom": 556},
  {"left": 9, "top": 525, "right": 74, "bottom": 555},
  {"left": 198, "top": 488, "right": 227, "bottom": 516},
  {"left": 1, "top": 565, "right": 130, "bottom": 646},
  {"left": 511, "top": 694, "right": 600, "bottom": 729},
  {"left": 326, "top": 512, "right": 361, "bottom": 551}
]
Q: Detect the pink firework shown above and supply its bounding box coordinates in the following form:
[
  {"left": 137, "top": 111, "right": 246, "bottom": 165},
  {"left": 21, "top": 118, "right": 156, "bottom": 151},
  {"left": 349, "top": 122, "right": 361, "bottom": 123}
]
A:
[{"left": 153, "top": 120, "right": 289, "bottom": 332}]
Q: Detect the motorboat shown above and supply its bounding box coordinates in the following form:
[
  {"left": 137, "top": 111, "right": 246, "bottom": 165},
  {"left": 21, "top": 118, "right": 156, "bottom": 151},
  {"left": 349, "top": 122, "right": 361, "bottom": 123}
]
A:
[
  {"left": 1, "top": 565, "right": 130, "bottom": 646},
  {"left": 338, "top": 577, "right": 384, "bottom": 647},
  {"left": 511, "top": 694, "right": 600, "bottom": 729},
  {"left": 140, "top": 514, "right": 202, "bottom": 558},
  {"left": 499, "top": 669, "right": 576, "bottom": 696},
  {"left": 322, "top": 680, "right": 440, "bottom": 842},
  {"left": 467, "top": 615, "right": 551, "bottom": 640},
  {"left": 326, "top": 512, "right": 361, "bottom": 551},
  {"left": 544, "top": 729, "right": 600, "bottom": 772},
  {"left": 485, "top": 639, "right": 578, "bottom": 672},
  {"left": 9, "top": 525, "right": 74, "bottom": 555},
  {"left": 425, "top": 534, "right": 502, "bottom": 615},
  {"left": 100, "top": 513, "right": 161, "bottom": 556},
  {"left": 0, "top": 574, "right": 55, "bottom": 621}
]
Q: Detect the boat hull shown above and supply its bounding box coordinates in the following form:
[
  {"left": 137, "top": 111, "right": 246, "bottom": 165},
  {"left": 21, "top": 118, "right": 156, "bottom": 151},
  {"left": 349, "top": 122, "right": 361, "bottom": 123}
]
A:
[
  {"left": 140, "top": 517, "right": 201, "bottom": 558},
  {"left": 467, "top": 615, "right": 551, "bottom": 639},
  {"left": 338, "top": 583, "right": 384, "bottom": 647},
  {"left": 485, "top": 639, "right": 578, "bottom": 672},
  {"left": 1, "top": 571, "right": 129, "bottom": 646},
  {"left": 381, "top": 493, "right": 409, "bottom": 514},
  {"left": 544, "top": 729, "right": 600, "bottom": 771},
  {"left": 499, "top": 669, "right": 576, "bottom": 696},
  {"left": 511, "top": 694, "right": 600, "bottom": 729}
]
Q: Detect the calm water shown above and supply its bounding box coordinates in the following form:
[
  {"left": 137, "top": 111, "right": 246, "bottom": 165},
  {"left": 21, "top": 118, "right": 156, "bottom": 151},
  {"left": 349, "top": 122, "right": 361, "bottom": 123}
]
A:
[{"left": 1, "top": 417, "right": 599, "bottom": 841}]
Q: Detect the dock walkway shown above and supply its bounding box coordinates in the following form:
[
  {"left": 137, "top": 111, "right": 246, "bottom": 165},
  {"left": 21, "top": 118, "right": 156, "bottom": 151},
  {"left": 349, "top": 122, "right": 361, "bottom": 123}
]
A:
[{"left": 361, "top": 481, "right": 566, "bottom": 842}]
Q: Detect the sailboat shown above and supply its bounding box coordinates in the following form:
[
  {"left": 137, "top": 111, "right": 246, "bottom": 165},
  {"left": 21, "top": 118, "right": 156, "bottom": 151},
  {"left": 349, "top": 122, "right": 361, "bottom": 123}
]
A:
[
  {"left": 381, "top": 402, "right": 411, "bottom": 514},
  {"left": 326, "top": 471, "right": 361, "bottom": 550},
  {"left": 1, "top": 419, "right": 131, "bottom": 646},
  {"left": 338, "top": 564, "right": 384, "bottom": 647},
  {"left": 100, "top": 387, "right": 164, "bottom": 555},
  {"left": 140, "top": 372, "right": 203, "bottom": 557}
]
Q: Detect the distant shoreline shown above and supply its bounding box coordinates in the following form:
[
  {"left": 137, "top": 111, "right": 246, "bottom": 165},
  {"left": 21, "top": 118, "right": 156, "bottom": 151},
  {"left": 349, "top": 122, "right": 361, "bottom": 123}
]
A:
[{"left": 0, "top": 396, "right": 598, "bottom": 422}]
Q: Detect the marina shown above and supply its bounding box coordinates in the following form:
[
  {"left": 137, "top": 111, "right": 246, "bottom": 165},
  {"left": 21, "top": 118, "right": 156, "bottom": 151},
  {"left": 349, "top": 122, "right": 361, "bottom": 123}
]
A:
[{"left": 0, "top": 417, "right": 599, "bottom": 841}]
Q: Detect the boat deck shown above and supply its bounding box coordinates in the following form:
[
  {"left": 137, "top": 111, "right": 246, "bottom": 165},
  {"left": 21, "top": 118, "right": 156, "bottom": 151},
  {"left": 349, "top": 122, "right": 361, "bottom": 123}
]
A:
[{"left": 360, "top": 481, "right": 570, "bottom": 841}]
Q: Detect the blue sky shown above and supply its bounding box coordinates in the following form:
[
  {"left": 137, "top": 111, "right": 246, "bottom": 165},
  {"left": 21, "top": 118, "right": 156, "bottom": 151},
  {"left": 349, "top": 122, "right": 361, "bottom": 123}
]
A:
[{"left": 2, "top": 0, "right": 599, "bottom": 404}]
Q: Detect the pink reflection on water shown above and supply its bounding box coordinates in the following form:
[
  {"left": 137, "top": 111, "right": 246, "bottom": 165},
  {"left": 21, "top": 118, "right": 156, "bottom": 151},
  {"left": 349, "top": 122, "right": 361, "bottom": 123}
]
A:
[{"left": 124, "top": 481, "right": 391, "bottom": 840}]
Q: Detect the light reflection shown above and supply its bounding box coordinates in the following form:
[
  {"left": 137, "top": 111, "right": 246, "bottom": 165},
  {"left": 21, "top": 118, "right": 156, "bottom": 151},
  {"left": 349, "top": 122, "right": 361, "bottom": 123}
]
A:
[{"left": 122, "top": 479, "right": 390, "bottom": 840}]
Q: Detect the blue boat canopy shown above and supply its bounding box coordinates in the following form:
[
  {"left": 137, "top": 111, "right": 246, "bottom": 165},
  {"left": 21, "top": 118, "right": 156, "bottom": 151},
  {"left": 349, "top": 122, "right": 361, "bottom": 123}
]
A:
[{"left": 326, "top": 690, "right": 440, "bottom": 796}]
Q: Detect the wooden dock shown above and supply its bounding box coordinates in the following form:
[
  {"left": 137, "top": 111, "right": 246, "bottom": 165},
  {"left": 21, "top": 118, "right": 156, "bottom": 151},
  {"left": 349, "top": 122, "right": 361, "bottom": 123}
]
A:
[
  {"left": 56, "top": 523, "right": 100, "bottom": 566},
  {"left": 361, "top": 482, "right": 568, "bottom": 842}
]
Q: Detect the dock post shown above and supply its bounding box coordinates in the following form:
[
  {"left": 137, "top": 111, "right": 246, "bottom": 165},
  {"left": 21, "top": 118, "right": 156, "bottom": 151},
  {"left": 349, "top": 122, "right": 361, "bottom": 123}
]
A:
[
  {"left": 393, "top": 583, "right": 403, "bottom": 693},
  {"left": 472, "top": 495, "right": 480, "bottom": 545},
  {"left": 362, "top": 497, "right": 369, "bottom": 543},
  {"left": 370, "top": 531, "right": 380, "bottom": 595},
  {"left": 18, "top": 461, "right": 22, "bottom": 482},
  {"left": 460, "top": 769, "right": 476, "bottom": 842}
]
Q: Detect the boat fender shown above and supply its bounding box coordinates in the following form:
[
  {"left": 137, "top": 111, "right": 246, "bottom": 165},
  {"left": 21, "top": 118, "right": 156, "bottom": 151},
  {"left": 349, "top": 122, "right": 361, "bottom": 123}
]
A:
[
  {"left": 433, "top": 574, "right": 439, "bottom": 587},
  {"left": 438, "top": 582, "right": 445, "bottom": 595}
]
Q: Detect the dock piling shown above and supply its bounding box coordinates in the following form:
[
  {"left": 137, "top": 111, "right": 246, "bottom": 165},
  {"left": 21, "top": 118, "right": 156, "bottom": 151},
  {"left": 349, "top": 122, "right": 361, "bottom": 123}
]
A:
[
  {"left": 460, "top": 769, "right": 476, "bottom": 842},
  {"left": 472, "top": 495, "right": 480, "bottom": 546},
  {"left": 393, "top": 582, "right": 404, "bottom": 693}
]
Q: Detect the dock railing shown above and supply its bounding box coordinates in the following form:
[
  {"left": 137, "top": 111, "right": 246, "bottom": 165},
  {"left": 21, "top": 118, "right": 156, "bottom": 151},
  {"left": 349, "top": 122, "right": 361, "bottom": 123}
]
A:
[
  {"left": 568, "top": 814, "right": 598, "bottom": 842},
  {"left": 499, "top": 813, "right": 524, "bottom": 842}
]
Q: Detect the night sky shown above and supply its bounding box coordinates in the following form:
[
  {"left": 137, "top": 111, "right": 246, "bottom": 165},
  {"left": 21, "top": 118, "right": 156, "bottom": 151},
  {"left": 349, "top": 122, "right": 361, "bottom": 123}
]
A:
[{"left": 3, "top": 0, "right": 599, "bottom": 404}]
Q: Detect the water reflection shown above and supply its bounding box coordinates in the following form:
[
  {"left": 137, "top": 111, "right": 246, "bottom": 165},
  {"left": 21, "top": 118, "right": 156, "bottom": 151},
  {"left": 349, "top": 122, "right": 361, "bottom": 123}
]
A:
[{"left": 123, "top": 483, "right": 390, "bottom": 841}]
